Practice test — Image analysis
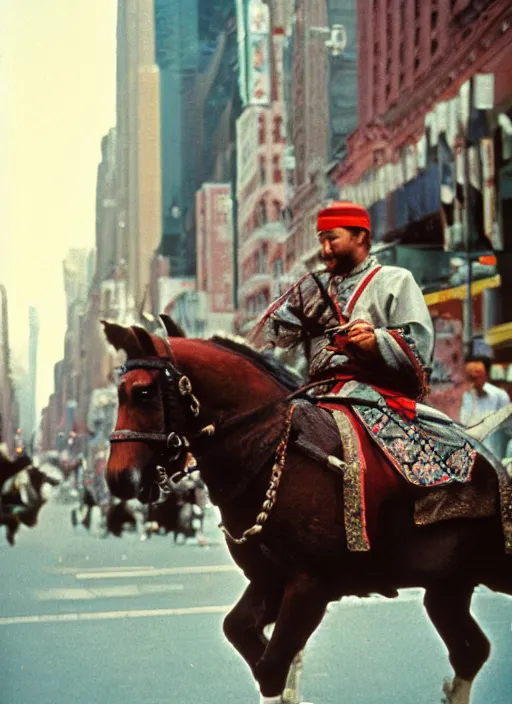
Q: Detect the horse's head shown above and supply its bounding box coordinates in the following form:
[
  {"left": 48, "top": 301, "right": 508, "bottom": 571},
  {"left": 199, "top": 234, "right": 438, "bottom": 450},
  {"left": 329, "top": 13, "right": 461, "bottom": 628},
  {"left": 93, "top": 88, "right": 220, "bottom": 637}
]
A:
[
  {"left": 103, "top": 316, "right": 303, "bottom": 504},
  {"left": 102, "top": 319, "right": 205, "bottom": 503}
]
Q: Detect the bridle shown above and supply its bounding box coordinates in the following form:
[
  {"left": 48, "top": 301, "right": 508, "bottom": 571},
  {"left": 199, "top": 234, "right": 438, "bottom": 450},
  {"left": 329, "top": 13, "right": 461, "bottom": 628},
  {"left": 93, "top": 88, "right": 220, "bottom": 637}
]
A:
[{"left": 109, "top": 346, "right": 212, "bottom": 494}]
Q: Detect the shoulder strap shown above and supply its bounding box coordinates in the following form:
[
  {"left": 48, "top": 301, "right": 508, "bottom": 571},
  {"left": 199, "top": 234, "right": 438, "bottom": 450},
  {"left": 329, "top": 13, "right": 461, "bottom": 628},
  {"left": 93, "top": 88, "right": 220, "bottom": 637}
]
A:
[{"left": 345, "top": 265, "right": 382, "bottom": 317}]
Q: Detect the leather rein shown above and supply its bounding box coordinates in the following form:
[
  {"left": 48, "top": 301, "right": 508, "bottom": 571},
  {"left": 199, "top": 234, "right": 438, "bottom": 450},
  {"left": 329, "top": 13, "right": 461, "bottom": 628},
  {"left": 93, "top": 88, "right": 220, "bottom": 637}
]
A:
[{"left": 109, "top": 344, "right": 386, "bottom": 499}]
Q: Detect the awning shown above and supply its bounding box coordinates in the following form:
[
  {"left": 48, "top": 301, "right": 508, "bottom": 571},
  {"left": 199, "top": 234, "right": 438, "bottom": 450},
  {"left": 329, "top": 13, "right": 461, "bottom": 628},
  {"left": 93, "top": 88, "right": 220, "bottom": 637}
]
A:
[
  {"left": 424, "top": 274, "right": 501, "bottom": 306},
  {"left": 485, "top": 321, "right": 512, "bottom": 349}
]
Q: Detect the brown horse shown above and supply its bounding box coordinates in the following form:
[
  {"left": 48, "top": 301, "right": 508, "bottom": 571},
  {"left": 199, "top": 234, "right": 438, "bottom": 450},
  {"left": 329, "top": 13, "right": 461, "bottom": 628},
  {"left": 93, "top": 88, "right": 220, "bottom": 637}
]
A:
[{"left": 103, "top": 320, "right": 512, "bottom": 704}]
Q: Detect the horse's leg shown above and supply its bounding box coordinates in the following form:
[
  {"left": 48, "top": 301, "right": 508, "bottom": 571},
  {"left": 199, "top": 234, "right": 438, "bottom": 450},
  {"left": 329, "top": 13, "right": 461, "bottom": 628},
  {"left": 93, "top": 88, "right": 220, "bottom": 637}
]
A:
[
  {"left": 424, "top": 584, "right": 490, "bottom": 704},
  {"left": 263, "top": 625, "right": 305, "bottom": 704},
  {"left": 254, "top": 575, "right": 328, "bottom": 702},
  {"left": 223, "top": 582, "right": 282, "bottom": 677}
]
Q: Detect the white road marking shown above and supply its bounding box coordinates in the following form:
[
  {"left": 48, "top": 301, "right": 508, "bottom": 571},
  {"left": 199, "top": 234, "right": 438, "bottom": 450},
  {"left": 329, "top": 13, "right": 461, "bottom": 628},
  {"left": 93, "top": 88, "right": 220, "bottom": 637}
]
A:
[
  {"left": 2, "top": 587, "right": 506, "bottom": 627},
  {"left": 75, "top": 564, "right": 240, "bottom": 580},
  {"left": 0, "top": 605, "right": 232, "bottom": 626},
  {"left": 47, "top": 565, "right": 156, "bottom": 575},
  {"left": 34, "top": 584, "right": 184, "bottom": 601}
]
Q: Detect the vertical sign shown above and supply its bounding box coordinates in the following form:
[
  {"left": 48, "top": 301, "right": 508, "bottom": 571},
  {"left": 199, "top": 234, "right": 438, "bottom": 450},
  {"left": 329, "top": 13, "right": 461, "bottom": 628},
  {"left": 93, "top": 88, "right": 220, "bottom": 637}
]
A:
[
  {"left": 236, "top": 0, "right": 248, "bottom": 105},
  {"left": 205, "top": 184, "right": 234, "bottom": 314},
  {"left": 247, "top": 0, "right": 271, "bottom": 106}
]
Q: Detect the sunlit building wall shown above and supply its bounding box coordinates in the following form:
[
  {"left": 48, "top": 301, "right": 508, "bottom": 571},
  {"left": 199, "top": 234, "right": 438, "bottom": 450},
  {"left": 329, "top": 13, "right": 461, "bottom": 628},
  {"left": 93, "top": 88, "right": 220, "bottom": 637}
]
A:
[
  {"left": 116, "top": 0, "right": 162, "bottom": 315},
  {"left": 195, "top": 182, "right": 235, "bottom": 334}
]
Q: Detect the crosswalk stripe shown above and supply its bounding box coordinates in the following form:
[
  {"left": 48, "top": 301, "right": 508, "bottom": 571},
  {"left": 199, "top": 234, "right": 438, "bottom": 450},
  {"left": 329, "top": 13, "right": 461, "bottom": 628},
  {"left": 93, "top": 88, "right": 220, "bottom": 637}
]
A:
[
  {"left": 33, "top": 584, "right": 185, "bottom": 601},
  {"left": 47, "top": 565, "right": 155, "bottom": 575},
  {"left": 75, "top": 565, "right": 241, "bottom": 580},
  {"left": 0, "top": 605, "right": 232, "bottom": 626},
  {"left": 1, "top": 588, "right": 505, "bottom": 627}
]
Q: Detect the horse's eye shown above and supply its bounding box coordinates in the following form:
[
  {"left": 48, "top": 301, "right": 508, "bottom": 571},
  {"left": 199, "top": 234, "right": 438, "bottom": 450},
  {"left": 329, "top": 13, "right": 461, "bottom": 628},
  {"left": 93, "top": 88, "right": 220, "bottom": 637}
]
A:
[{"left": 133, "top": 386, "right": 153, "bottom": 404}]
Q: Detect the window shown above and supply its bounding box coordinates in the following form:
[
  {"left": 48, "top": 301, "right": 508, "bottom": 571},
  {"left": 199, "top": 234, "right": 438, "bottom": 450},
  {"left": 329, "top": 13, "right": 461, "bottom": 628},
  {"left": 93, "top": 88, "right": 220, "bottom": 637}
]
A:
[
  {"left": 259, "top": 156, "right": 266, "bottom": 185},
  {"left": 431, "top": 38, "right": 438, "bottom": 55},
  {"left": 256, "top": 200, "right": 266, "bottom": 227},
  {"left": 271, "top": 199, "right": 282, "bottom": 220},
  {"left": 258, "top": 113, "right": 266, "bottom": 145},
  {"left": 272, "top": 156, "right": 282, "bottom": 184},
  {"left": 273, "top": 115, "right": 283, "bottom": 143},
  {"left": 273, "top": 258, "right": 284, "bottom": 278}
]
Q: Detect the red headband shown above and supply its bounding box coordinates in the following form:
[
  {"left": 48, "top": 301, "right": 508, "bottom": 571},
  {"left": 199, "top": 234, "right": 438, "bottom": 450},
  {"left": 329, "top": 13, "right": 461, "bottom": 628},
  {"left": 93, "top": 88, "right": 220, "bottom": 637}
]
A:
[{"left": 317, "top": 201, "right": 371, "bottom": 233}]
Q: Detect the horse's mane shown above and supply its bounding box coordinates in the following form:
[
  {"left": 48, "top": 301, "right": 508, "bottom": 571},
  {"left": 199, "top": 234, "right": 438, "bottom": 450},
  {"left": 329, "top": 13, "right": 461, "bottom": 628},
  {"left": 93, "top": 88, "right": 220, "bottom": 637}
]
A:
[{"left": 210, "top": 334, "right": 303, "bottom": 392}]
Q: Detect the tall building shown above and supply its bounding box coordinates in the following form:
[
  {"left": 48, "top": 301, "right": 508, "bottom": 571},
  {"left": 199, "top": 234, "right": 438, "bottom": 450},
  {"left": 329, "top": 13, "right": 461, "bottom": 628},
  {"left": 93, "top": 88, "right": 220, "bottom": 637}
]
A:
[
  {"left": 154, "top": 0, "right": 238, "bottom": 277},
  {"left": 282, "top": 0, "right": 358, "bottom": 278},
  {"left": 196, "top": 182, "right": 235, "bottom": 333},
  {"left": 95, "top": 128, "right": 117, "bottom": 283},
  {"left": 234, "top": 0, "right": 289, "bottom": 332},
  {"left": 0, "top": 284, "right": 18, "bottom": 455},
  {"left": 116, "top": 0, "right": 162, "bottom": 314}
]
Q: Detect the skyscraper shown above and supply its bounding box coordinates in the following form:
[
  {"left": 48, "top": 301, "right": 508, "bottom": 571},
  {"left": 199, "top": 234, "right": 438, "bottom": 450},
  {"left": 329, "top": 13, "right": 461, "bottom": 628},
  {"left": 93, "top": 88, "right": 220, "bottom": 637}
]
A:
[
  {"left": 154, "top": 0, "right": 238, "bottom": 277},
  {"left": 116, "top": 0, "right": 162, "bottom": 313}
]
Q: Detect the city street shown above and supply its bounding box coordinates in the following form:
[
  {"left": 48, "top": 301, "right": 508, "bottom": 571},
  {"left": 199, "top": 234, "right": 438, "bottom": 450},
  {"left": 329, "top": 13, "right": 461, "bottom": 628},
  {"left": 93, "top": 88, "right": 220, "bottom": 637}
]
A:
[{"left": 1, "top": 480, "right": 511, "bottom": 704}]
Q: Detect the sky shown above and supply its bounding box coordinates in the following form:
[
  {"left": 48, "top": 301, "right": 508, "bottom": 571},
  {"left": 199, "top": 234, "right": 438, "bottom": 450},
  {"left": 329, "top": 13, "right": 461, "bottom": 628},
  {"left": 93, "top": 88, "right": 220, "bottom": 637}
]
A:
[{"left": 0, "top": 0, "right": 117, "bottom": 417}]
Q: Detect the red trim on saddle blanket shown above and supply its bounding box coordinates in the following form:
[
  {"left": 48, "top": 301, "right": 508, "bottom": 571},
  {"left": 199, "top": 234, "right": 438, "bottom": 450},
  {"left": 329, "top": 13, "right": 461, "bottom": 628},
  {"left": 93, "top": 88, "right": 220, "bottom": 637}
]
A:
[
  {"left": 320, "top": 376, "right": 417, "bottom": 422},
  {"left": 386, "top": 330, "right": 429, "bottom": 401}
]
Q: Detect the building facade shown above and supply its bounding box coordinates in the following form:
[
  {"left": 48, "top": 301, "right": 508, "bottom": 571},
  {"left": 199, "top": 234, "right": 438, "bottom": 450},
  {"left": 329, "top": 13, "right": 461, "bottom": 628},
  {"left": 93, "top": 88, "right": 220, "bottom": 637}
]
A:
[
  {"left": 0, "top": 285, "right": 18, "bottom": 455},
  {"left": 234, "top": 0, "right": 289, "bottom": 332},
  {"left": 328, "top": 0, "right": 512, "bottom": 355},
  {"left": 195, "top": 182, "right": 235, "bottom": 333},
  {"left": 116, "top": 0, "right": 162, "bottom": 315},
  {"left": 155, "top": 0, "right": 238, "bottom": 278},
  {"left": 282, "top": 0, "right": 358, "bottom": 280},
  {"left": 95, "top": 128, "right": 117, "bottom": 284}
]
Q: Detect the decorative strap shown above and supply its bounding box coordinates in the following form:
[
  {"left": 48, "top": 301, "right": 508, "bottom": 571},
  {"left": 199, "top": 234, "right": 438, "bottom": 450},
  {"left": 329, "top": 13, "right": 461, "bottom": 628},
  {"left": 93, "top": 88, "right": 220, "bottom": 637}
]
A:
[{"left": 344, "top": 265, "right": 383, "bottom": 317}]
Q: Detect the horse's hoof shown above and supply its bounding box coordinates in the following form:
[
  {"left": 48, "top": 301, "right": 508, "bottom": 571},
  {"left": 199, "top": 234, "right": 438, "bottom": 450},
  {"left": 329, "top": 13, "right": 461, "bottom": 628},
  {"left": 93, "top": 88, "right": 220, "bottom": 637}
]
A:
[{"left": 441, "top": 676, "right": 472, "bottom": 704}]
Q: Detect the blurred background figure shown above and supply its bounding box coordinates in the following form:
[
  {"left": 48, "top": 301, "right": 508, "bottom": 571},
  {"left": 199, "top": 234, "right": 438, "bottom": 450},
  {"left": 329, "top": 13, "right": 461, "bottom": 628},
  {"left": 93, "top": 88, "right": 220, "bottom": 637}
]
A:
[{"left": 460, "top": 355, "right": 511, "bottom": 461}]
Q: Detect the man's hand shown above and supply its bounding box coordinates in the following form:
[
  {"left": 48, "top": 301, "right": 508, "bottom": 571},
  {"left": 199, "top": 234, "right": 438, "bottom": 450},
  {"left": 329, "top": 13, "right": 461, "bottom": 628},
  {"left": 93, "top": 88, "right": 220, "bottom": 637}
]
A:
[{"left": 346, "top": 322, "right": 380, "bottom": 359}]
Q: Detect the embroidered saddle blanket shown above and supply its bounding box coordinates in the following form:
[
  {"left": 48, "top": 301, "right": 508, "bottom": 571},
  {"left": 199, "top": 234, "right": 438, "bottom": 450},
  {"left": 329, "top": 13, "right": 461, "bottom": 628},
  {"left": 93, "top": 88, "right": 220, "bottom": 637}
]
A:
[{"left": 290, "top": 398, "right": 512, "bottom": 554}]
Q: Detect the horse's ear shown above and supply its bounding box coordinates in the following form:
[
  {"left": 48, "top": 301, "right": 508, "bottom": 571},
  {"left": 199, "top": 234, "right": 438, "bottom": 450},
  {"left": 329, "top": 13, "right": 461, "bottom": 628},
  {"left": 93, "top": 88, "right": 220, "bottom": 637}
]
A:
[
  {"left": 159, "top": 313, "right": 187, "bottom": 338},
  {"left": 131, "top": 325, "right": 158, "bottom": 356},
  {"left": 101, "top": 320, "right": 144, "bottom": 358}
]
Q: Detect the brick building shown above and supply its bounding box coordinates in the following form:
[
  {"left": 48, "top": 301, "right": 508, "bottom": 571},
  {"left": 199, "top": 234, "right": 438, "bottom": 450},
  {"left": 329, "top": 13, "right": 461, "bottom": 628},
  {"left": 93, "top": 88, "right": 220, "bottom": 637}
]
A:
[{"left": 328, "top": 0, "right": 512, "bottom": 412}]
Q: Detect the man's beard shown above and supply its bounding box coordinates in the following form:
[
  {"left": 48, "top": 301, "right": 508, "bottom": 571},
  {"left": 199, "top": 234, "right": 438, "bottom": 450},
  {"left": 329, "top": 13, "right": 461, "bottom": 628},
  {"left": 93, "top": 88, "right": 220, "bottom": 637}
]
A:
[{"left": 323, "top": 252, "right": 359, "bottom": 275}]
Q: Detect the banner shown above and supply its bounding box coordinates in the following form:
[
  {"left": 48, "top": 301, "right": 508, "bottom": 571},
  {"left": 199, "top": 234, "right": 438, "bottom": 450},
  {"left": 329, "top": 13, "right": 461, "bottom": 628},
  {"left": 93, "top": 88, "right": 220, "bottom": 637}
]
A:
[{"left": 247, "top": 0, "right": 271, "bottom": 105}]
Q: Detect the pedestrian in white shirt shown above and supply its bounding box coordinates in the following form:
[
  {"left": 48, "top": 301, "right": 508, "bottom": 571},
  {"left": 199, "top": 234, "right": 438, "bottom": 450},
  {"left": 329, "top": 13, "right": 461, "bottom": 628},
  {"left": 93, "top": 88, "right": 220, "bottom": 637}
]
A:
[{"left": 460, "top": 356, "right": 511, "bottom": 461}]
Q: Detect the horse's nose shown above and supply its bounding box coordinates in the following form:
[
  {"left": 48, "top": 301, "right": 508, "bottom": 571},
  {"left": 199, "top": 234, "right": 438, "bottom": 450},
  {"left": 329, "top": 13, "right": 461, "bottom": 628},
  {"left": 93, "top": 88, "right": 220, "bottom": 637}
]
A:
[{"left": 107, "top": 468, "right": 142, "bottom": 500}]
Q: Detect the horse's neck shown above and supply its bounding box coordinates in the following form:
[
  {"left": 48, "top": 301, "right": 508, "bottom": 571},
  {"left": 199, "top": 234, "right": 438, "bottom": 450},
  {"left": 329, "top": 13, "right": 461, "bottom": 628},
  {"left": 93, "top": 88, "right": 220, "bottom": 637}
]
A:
[
  {"left": 171, "top": 339, "right": 287, "bottom": 505},
  {"left": 172, "top": 339, "right": 285, "bottom": 422}
]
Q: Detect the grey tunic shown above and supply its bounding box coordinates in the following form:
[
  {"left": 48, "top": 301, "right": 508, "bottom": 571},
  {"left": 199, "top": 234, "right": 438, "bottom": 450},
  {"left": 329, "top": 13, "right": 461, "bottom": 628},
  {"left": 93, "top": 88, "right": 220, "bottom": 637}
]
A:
[{"left": 255, "top": 255, "right": 434, "bottom": 396}]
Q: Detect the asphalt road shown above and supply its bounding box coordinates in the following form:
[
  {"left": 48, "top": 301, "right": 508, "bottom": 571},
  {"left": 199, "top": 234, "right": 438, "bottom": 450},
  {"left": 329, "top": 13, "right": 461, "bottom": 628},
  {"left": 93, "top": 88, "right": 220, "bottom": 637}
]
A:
[{"left": 1, "top": 483, "right": 511, "bottom": 704}]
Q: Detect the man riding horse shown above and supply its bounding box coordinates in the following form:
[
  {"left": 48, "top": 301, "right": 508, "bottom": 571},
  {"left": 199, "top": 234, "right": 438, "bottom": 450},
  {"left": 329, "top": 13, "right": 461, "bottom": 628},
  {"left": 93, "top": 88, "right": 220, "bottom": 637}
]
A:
[{"left": 252, "top": 200, "right": 512, "bottom": 551}]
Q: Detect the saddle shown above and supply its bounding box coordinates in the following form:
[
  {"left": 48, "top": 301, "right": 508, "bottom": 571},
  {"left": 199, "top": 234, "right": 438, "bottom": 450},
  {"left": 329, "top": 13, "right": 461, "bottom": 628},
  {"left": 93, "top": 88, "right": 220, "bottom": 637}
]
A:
[{"left": 290, "top": 399, "right": 503, "bottom": 552}]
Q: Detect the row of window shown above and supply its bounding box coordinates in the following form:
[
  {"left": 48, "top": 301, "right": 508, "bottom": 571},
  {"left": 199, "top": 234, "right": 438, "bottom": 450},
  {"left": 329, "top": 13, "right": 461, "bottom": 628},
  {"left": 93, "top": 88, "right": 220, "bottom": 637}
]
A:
[
  {"left": 240, "top": 199, "right": 284, "bottom": 242},
  {"left": 259, "top": 155, "right": 283, "bottom": 185},
  {"left": 258, "top": 113, "right": 285, "bottom": 146}
]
